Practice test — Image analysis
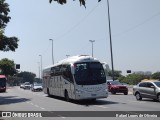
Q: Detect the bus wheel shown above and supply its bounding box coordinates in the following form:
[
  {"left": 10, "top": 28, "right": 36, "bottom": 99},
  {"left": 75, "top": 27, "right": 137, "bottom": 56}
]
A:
[
  {"left": 65, "top": 91, "right": 70, "bottom": 102},
  {"left": 47, "top": 88, "right": 50, "bottom": 96}
]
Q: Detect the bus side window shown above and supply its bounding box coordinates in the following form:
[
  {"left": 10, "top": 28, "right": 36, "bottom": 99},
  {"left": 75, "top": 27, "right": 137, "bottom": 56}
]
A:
[
  {"left": 67, "top": 66, "right": 73, "bottom": 83},
  {"left": 62, "top": 65, "right": 73, "bottom": 83}
]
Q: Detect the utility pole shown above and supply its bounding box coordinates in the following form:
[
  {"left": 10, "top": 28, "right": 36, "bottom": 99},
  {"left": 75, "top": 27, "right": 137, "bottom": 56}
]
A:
[
  {"left": 39, "top": 55, "right": 42, "bottom": 79},
  {"left": 37, "top": 62, "right": 40, "bottom": 79},
  {"left": 89, "top": 40, "right": 95, "bottom": 57},
  {"left": 107, "top": 0, "right": 115, "bottom": 80}
]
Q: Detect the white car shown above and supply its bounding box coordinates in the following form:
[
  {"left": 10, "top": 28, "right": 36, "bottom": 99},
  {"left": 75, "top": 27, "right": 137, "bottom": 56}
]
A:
[
  {"left": 24, "top": 82, "right": 31, "bottom": 89},
  {"left": 31, "top": 83, "right": 43, "bottom": 92},
  {"left": 20, "top": 83, "right": 24, "bottom": 88}
]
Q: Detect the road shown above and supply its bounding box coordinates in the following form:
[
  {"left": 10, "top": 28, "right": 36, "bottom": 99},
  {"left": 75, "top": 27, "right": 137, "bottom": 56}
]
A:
[{"left": 0, "top": 87, "right": 159, "bottom": 120}]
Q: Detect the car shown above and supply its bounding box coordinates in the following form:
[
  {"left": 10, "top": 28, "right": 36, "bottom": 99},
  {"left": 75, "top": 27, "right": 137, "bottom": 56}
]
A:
[
  {"left": 31, "top": 83, "right": 43, "bottom": 92},
  {"left": 133, "top": 80, "right": 160, "bottom": 102},
  {"left": 107, "top": 80, "right": 128, "bottom": 95},
  {"left": 121, "top": 83, "right": 129, "bottom": 87},
  {"left": 23, "top": 82, "right": 31, "bottom": 89},
  {"left": 20, "top": 83, "right": 24, "bottom": 88}
]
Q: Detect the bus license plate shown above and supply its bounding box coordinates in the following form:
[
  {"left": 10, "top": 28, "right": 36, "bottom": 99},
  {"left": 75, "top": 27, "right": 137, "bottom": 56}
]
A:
[{"left": 91, "top": 94, "right": 96, "bottom": 96}]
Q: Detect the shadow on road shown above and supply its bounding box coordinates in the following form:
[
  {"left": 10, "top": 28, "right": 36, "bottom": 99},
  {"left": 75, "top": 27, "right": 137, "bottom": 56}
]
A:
[
  {"left": 46, "top": 95, "right": 120, "bottom": 106},
  {"left": 0, "top": 96, "right": 31, "bottom": 105},
  {"left": 140, "top": 98, "right": 159, "bottom": 103},
  {"left": 72, "top": 99, "right": 120, "bottom": 106}
]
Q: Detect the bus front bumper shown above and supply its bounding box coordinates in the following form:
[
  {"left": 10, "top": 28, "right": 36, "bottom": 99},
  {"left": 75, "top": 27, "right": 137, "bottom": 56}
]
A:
[{"left": 75, "top": 90, "right": 108, "bottom": 100}]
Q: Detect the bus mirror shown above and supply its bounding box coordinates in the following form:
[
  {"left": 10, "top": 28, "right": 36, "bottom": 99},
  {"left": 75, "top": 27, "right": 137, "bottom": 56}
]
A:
[{"left": 71, "top": 65, "right": 75, "bottom": 74}]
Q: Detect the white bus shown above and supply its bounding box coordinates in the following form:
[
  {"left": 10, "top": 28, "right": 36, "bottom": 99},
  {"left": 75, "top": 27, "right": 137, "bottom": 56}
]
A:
[{"left": 43, "top": 55, "right": 108, "bottom": 101}]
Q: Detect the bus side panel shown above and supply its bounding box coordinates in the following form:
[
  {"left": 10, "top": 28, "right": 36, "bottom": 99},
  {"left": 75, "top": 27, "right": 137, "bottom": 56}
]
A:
[
  {"left": 70, "top": 82, "right": 75, "bottom": 99},
  {"left": 59, "top": 76, "right": 64, "bottom": 97},
  {"left": 43, "top": 79, "right": 47, "bottom": 94},
  {"left": 60, "top": 77, "right": 74, "bottom": 99}
]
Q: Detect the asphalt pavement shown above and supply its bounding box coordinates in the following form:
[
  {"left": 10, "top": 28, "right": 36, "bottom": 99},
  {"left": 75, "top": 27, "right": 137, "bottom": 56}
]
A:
[{"left": 0, "top": 86, "right": 159, "bottom": 120}]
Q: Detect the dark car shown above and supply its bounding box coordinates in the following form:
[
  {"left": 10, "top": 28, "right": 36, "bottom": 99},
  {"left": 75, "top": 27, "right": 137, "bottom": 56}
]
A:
[
  {"left": 107, "top": 80, "right": 128, "bottom": 95},
  {"left": 133, "top": 80, "right": 160, "bottom": 102}
]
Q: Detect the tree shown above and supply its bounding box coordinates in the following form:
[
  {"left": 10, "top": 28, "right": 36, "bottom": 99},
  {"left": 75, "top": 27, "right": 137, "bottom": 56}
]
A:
[
  {"left": 120, "top": 73, "right": 145, "bottom": 85},
  {"left": 0, "top": 58, "right": 17, "bottom": 76},
  {"left": 0, "top": 0, "right": 10, "bottom": 29},
  {"left": 17, "top": 71, "right": 36, "bottom": 84},
  {"left": 151, "top": 72, "right": 160, "bottom": 80},
  {"left": 0, "top": 0, "right": 19, "bottom": 51},
  {"left": 49, "top": 0, "right": 101, "bottom": 7},
  {"left": 108, "top": 70, "right": 122, "bottom": 80}
]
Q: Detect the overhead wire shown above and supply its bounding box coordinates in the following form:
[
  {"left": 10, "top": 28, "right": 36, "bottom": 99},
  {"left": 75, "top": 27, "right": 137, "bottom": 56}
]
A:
[
  {"left": 41, "top": 2, "right": 101, "bottom": 58},
  {"left": 55, "top": 3, "right": 100, "bottom": 41},
  {"left": 112, "top": 10, "right": 160, "bottom": 38}
]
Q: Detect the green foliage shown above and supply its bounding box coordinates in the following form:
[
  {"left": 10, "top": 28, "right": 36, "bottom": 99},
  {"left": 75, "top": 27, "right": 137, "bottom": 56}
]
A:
[
  {"left": 0, "top": 58, "right": 17, "bottom": 76},
  {"left": 125, "top": 74, "right": 145, "bottom": 85},
  {"left": 49, "top": 0, "right": 101, "bottom": 7},
  {"left": 7, "top": 76, "right": 23, "bottom": 86},
  {"left": 119, "top": 72, "right": 160, "bottom": 85},
  {"left": 0, "top": 0, "right": 19, "bottom": 52},
  {"left": 34, "top": 78, "right": 42, "bottom": 83},
  {"left": 118, "top": 76, "right": 126, "bottom": 83},
  {"left": 0, "top": 29, "right": 3, "bottom": 39},
  {"left": 17, "top": 71, "right": 36, "bottom": 84},
  {"left": 0, "top": 35, "right": 19, "bottom": 51},
  {"left": 108, "top": 70, "right": 122, "bottom": 80},
  {"left": 151, "top": 72, "right": 160, "bottom": 80},
  {"left": 0, "top": 0, "right": 11, "bottom": 29}
]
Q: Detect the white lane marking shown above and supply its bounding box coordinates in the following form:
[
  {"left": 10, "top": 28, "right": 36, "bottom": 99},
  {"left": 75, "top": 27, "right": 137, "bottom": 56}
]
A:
[
  {"left": 34, "top": 105, "right": 39, "bottom": 108},
  {"left": 30, "top": 103, "right": 34, "bottom": 105},
  {"left": 40, "top": 107, "right": 45, "bottom": 110},
  {"left": 27, "top": 101, "right": 47, "bottom": 110}
]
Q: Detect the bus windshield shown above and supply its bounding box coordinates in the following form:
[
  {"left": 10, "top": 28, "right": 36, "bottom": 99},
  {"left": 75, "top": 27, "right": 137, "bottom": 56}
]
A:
[
  {"left": 74, "top": 62, "right": 106, "bottom": 85},
  {"left": 0, "top": 78, "right": 6, "bottom": 87}
]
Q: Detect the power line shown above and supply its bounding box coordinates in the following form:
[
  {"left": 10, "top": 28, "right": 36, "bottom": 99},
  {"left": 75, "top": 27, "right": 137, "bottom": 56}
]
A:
[
  {"left": 113, "top": 11, "right": 160, "bottom": 37},
  {"left": 55, "top": 3, "right": 100, "bottom": 41}
]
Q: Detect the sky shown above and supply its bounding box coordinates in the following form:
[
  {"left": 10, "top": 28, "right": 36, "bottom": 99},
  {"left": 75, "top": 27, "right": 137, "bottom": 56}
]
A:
[{"left": 1, "top": 0, "right": 160, "bottom": 77}]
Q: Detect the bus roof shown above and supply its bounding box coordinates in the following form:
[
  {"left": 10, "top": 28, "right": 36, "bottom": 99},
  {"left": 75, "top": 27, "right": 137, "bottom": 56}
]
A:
[
  {"left": 0, "top": 75, "right": 6, "bottom": 78},
  {"left": 44, "top": 55, "right": 100, "bottom": 69}
]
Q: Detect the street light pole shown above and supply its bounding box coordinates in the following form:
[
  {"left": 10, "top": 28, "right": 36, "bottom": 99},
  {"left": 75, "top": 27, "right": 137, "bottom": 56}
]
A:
[
  {"left": 107, "top": 0, "right": 115, "bottom": 80},
  {"left": 49, "top": 39, "right": 54, "bottom": 65},
  {"left": 49, "top": 39, "right": 54, "bottom": 64},
  {"left": 39, "top": 55, "right": 42, "bottom": 79},
  {"left": 89, "top": 40, "right": 95, "bottom": 57},
  {"left": 37, "top": 62, "right": 40, "bottom": 79}
]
